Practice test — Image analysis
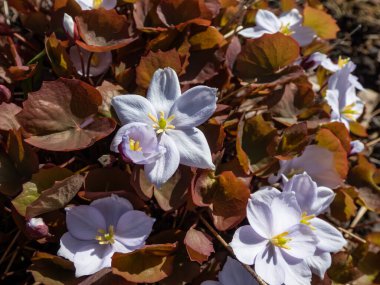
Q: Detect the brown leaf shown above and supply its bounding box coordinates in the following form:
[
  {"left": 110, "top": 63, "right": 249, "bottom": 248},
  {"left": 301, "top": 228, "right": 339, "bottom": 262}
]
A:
[
  {"left": 320, "top": 122, "right": 351, "bottom": 153},
  {"left": 157, "top": 0, "right": 202, "bottom": 27},
  {"left": 349, "top": 155, "right": 380, "bottom": 192},
  {"left": 184, "top": 227, "right": 214, "bottom": 264},
  {"left": 136, "top": 49, "right": 182, "bottom": 89},
  {"left": 0, "top": 102, "right": 22, "bottom": 131},
  {"left": 112, "top": 243, "right": 178, "bottom": 283},
  {"left": 303, "top": 6, "right": 340, "bottom": 40},
  {"left": 16, "top": 78, "right": 116, "bottom": 151},
  {"left": 237, "top": 114, "right": 278, "bottom": 175},
  {"left": 75, "top": 9, "right": 134, "bottom": 52},
  {"left": 316, "top": 128, "right": 348, "bottom": 181},
  {"left": 26, "top": 173, "right": 85, "bottom": 219},
  {"left": 330, "top": 187, "right": 357, "bottom": 222},
  {"left": 276, "top": 122, "right": 309, "bottom": 159},
  {"left": 96, "top": 81, "right": 125, "bottom": 117},
  {"left": 189, "top": 26, "right": 226, "bottom": 50},
  {"left": 235, "top": 33, "right": 300, "bottom": 81},
  {"left": 79, "top": 268, "right": 135, "bottom": 285},
  {"left": 154, "top": 166, "right": 194, "bottom": 211},
  {"left": 328, "top": 252, "right": 362, "bottom": 283},
  {"left": 29, "top": 252, "right": 80, "bottom": 285},
  {"left": 45, "top": 33, "right": 75, "bottom": 77}
]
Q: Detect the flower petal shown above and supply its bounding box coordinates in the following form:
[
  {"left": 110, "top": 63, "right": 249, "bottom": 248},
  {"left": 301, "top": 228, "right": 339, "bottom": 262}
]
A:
[
  {"left": 305, "top": 251, "right": 331, "bottom": 279},
  {"left": 69, "top": 47, "right": 112, "bottom": 77},
  {"left": 147, "top": 68, "right": 181, "bottom": 115},
  {"left": 144, "top": 133, "right": 180, "bottom": 187},
  {"left": 311, "top": 218, "right": 346, "bottom": 252},
  {"left": 291, "top": 26, "right": 315, "bottom": 47},
  {"left": 111, "top": 95, "right": 157, "bottom": 125},
  {"left": 314, "top": 186, "right": 335, "bottom": 215},
  {"left": 66, "top": 205, "right": 106, "bottom": 240},
  {"left": 350, "top": 140, "right": 365, "bottom": 155},
  {"left": 238, "top": 27, "right": 270, "bottom": 38},
  {"left": 321, "top": 58, "right": 340, "bottom": 72},
  {"left": 219, "top": 257, "right": 258, "bottom": 285},
  {"left": 255, "top": 246, "right": 286, "bottom": 285},
  {"left": 282, "top": 173, "right": 318, "bottom": 215},
  {"left": 280, "top": 8, "right": 302, "bottom": 26},
  {"left": 169, "top": 86, "right": 217, "bottom": 128},
  {"left": 73, "top": 243, "right": 113, "bottom": 277},
  {"left": 101, "top": 0, "right": 117, "bottom": 9},
  {"left": 270, "top": 192, "right": 302, "bottom": 236},
  {"left": 90, "top": 195, "right": 133, "bottom": 227},
  {"left": 284, "top": 260, "right": 312, "bottom": 285},
  {"left": 201, "top": 282, "right": 220, "bottom": 285},
  {"left": 111, "top": 122, "right": 150, "bottom": 153},
  {"left": 255, "top": 9, "right": 281, "bottom": 32},
  {"left": 230, "top": 225, "right": 267, "bottom": 265},
  {"left": 115, "top": 210, "right": 154, "bottom": 250},
  {"left": 283, "top": 224, "right": 318, "bottom": 259},
  {"left": 166, "top": 128, "right": 214, "bottom": 169},
  {"left": 250, "top": 187, "right": 281, "bottom": 204},
  {"left": 246, "top": 200, "right": 273, "bottom": 239},
  {"left": 58, "top": 232, "right": 88, "bottom": 262}
]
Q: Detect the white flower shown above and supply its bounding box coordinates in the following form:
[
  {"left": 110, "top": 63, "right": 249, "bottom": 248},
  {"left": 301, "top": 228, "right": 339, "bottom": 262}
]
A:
[
  {"left": 75, "top": 0, "right": 117, "bottom": 10},
  {"left": 69, "top": 46, "right": 112, "bottom": 77},
  {"left": 296, "top": 52, "right": 327, "bottom": 70},
  {"left": 253, "top": 173, "right": 346, "bottom": 279},
  {"left": 201, "top": 257, "right": 258, "bottom": 285},
  {"left": 63, "top": 13, "right": 78, "bottom": 40},
  {"left": 58, "top": 195, "right": 154, "bottom": 277},
  {"left": 111, "top": 68, "right": 217, "bottom": 187},
  {"left": 326, "top": 64, "right": 364, "bottom": 129},
  {"left": 230, "top": 191, "right": 318, "bottom": 285},
  {"left": 238, "top": 9, "right": 316, "bottom": 46},
  {"left": 269, "top": 145, "right": 343, "bottom": 188},
  {"left": 321, "top": 57, "right": 363, "bottom": 90},
  {"left": 350, "top": 140, "right": 365, "bottom": 155}
]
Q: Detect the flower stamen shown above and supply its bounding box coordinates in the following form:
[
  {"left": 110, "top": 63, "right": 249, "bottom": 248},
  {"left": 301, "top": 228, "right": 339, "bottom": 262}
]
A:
[
  {"left": 271, "top": 231, "right": 292, "bottom": 249},
  {"left": 337, "top": 56, "right": 350, "bottom": 68},
  {"left": 280, "top": 23, "right": 294, "bottom": 36},
  {"left": 341, "top": 102, "right": 360, "bottom": 120},
  {"left": 129, "top": 139, "right": 142, "bottom": 151},
  {"left": 95, "top": 225, "right": 115, "bottom": 245},
  {"left": 300, "top": 212, "right": 316, "bottom": 230},
  {"left": 93, "top": 0, "right": 103, "bottom": 9},
  {"left": 148, "top": 111, "right": 175, "bottom": 133}
]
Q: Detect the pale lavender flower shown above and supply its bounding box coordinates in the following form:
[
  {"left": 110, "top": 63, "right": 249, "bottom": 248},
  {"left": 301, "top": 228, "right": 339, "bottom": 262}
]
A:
[
  {"left": 296, "top": 52, "right": 327, "bottom": 71},
  {"left": 269, "top": 145, "right": 343, "bottom": 188},
  {"left": 230, "top": 192, "right": 318, "bottom": 285},
  {"left": 238, "top": 9, "right": 316, "bottom": 46},
  {"left": 111, "top": 122, "right": 165, "bottom": 165},
  {"left": 253, "top": 173, "right": 346, "bottom": 279},
  {"left": 322, "top": 57, "right": 364, "bottom": 90},
  {"left": 75, "top": 0, "right": 117, "bottom": 10},
  {"left": 69, "top": 46, "right": 112, "bottom": 77},
  {"left": 326, "top": 64, "right": 364, "bottom": 129},
  {"left": 111, "top": 68, "right": 217, "bottom": 186},
  {"left": 58, "top": 195, "right": 154, "bottom": 277},
  {"left": 201, "top": 257, "right": 258, "bottom": 285},
  {"left": 350, "top": 140, "right": 365, "bottom": 155}
]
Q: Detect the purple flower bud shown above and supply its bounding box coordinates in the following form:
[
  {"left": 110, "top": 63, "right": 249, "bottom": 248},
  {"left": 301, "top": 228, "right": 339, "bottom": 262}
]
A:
[{"left": 25, "top": 218, "right": 50, "bottom": 239}]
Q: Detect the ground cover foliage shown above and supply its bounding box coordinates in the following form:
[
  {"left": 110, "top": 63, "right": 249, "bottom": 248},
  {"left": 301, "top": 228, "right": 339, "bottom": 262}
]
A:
[{"left": 0, "top": 0, "right": 380, "bottom": 284}]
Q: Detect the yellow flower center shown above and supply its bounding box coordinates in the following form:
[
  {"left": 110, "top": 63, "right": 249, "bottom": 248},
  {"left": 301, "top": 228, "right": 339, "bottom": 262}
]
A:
[
  {"left": 300, "top": 212, "right": 316, "bottom": 229},
  {"left": 280, "top": 23, "right": 294, "bottom": 36},
  {"left": 90, "top": 54, "right": 100, "bottom": 67},
  {"left": 129, "top": 139, "right": 142, "bottom": 151},
  {"left": 271, "top": 231, "right": 292, "bottom": 249},
  {"left": 337, "top": 56, "right": 350, "bottom": 68},
  {"left": 93, "top": 0, "right": 103, "bottom": 8},
  {"left": 95, "top": 225, "right": 115, "bottom": 245},
  {"left": 148, "top": 111, "right": 175, "bottom": 134},
  {"left": 341, "top": 102, "right": 360, "bottom": 120}
]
